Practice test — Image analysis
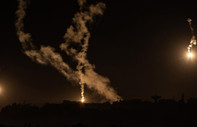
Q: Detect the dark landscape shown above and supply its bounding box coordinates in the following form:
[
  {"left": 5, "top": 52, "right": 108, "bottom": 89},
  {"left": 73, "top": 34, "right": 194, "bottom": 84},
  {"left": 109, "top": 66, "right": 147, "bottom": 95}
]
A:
[
  {"left": 1, "top": 96, "right": 197, "bottom": 127},
  {"left": 1, "top": 0, "right": 197, "bottom": 126}
]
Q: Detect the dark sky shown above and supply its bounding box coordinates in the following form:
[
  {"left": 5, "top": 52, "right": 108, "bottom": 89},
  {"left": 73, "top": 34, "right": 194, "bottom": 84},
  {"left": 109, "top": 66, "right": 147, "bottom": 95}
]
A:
[{"left": 1, "top": 0, "right": 197, "bottom": 106}]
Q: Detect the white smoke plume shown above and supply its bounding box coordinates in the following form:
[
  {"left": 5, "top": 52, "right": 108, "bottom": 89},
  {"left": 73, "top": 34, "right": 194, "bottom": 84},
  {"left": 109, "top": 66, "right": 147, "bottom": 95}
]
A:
[
  {"left": 78, "top": 0, "right": 86, "bottom": 8},
  {"left": 187, "top": 18, "right": 196, "bottom": 53},
  {"left": 15, "top": 0, "right": 78, "bottom": 82},
  {"left": 15, "top": 0, "right": 122, "bottom": 102}
]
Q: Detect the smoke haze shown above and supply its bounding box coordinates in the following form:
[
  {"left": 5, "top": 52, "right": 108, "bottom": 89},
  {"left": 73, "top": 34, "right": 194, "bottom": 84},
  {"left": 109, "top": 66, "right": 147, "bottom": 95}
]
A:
[{"left": 15, "top": 0, "right": 122, "bottom": 102}]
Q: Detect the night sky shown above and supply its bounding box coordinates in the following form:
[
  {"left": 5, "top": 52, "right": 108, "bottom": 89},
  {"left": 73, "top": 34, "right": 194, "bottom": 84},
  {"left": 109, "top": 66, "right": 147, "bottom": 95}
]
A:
[{"left": 1, "top": 0, "right": 197, "bottom": 107}]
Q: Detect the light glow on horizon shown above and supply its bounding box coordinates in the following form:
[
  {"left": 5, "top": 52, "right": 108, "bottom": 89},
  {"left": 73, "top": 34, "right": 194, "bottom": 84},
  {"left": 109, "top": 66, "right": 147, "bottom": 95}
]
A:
[{"left": 0, "top": 86, "right": 2, "bottom": 95}]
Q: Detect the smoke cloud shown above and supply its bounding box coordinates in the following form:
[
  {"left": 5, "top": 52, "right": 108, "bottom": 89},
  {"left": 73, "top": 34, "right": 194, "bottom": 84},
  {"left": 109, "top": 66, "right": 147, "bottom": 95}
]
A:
[
  {"left": 15, "top": 0, "right": 122, "bottom": 102},
  {"left": 187, "top": 18, "right": 196, "bottom": 53}
]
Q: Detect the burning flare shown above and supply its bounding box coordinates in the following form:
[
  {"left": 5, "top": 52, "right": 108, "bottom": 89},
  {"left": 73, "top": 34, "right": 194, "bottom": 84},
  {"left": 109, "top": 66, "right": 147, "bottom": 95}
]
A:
[
  {"left": 80, "top": 79, "right": 85, "bottom": 103},
  {"left": 188, "top": 52, "right": 193, "bottom": 58},
  {"left": 81, "top": 91, "right": 85, "bottom": 103}
]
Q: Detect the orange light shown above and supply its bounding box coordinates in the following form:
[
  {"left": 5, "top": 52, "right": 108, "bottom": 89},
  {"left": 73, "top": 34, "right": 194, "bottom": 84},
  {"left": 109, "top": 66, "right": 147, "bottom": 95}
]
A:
[
  {"left": 81, "top": 97, "right": 85, "bottom": 103},
  {"left": 188, "top": 52, "right": 193, "bottom": 58},
  {"left": 0, "top": 86, "right": 2, "bottom": 95}
]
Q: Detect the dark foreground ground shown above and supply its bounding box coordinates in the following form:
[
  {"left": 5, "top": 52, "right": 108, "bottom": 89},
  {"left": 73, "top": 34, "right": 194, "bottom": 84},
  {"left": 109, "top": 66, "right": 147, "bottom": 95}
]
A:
[{"left": 0, "top": 98, "right": 197, "bottom": 127}]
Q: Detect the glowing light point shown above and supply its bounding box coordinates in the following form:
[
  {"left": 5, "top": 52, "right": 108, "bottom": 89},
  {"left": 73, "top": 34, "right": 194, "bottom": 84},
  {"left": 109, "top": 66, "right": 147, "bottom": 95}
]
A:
[
  {"left": 188, "top": 52, "right": 193, "bottom": 58},
  {"left": 81, "top": 97, "right": 85, "bottom": 103}
]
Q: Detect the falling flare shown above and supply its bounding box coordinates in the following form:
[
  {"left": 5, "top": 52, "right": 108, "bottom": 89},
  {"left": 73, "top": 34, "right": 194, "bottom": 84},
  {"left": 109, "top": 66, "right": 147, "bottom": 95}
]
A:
[
  {"left": 188, "top": 52, "right": 193, "bottom": 58},
  {"left": 80, "top": 83, "right": 85, "bottom": 103},
  {"left": 81, "top": 97, "right": 85, "bottom": 103},
  {"left": 187, "top": 18, "right": 196, "bottom": 56}
]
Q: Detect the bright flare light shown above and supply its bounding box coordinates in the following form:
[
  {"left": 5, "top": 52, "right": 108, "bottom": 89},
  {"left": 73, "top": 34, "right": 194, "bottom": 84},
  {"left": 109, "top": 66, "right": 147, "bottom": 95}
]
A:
[
  {"left": 80, "top": 81, "right": 85, "bottom": 103},
  {"left": 188, "top": 52, "right": 193, "bottom": 58},
  {"left": 81, "top": 97, "right": 85, "bottom": 103}
]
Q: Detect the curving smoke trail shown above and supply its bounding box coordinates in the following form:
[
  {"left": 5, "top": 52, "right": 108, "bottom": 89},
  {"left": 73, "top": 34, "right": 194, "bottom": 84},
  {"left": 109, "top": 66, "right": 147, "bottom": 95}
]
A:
[
  {"left": 15, "top": 0, "right": 78, "bottom": 82},
  {"left": 187, "top": 18, "right": 196, "bottom": 53},
  {"left": 15, "top": 0, "right": 122, "bottom": 102}
]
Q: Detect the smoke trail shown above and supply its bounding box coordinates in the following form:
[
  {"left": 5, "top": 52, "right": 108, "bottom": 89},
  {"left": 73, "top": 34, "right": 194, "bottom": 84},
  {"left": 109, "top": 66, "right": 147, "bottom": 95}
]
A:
[
  {"left": 15, "top": 0, "right": 122, "bottom": 102},
  {"left": 15, "top": 0, "right": 33, "bottom": 49},
  {"left": 61, "top": 1, "right": 122, "bottom": 102},
  {"left": 187, "top": 18, "right": 196, "bottom": 53},
  {"left": 78, "top": 0, "right": 86, "bottom": 8},
  {"left": 15, "top": 0, "right": 78, "bottom": 82}
]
